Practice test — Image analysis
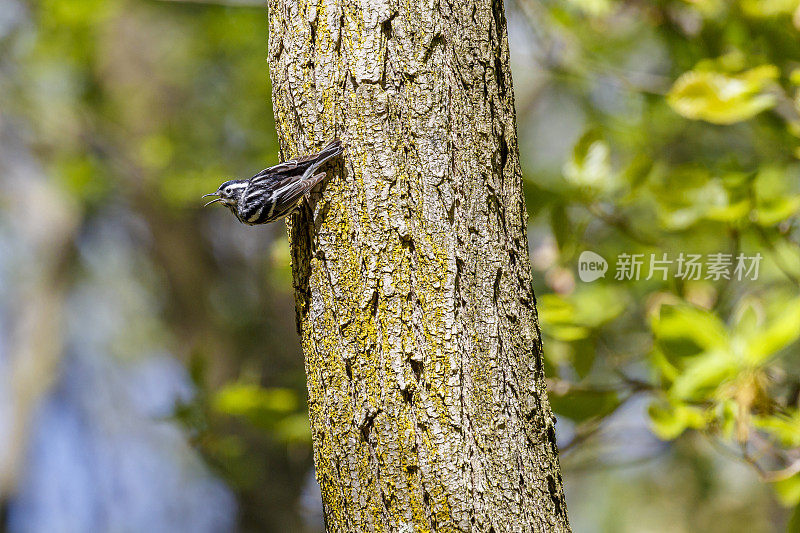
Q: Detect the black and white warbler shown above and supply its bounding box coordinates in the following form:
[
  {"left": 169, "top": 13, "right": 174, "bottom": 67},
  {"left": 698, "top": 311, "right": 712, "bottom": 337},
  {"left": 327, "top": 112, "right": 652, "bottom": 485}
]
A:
[{"left": 202, "top": 139, "right": 343, "bottom": 225}]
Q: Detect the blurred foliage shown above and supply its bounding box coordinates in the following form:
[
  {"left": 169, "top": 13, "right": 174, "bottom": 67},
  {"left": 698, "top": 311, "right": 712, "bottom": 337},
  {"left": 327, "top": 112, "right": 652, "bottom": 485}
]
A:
[
  {"left": 0, "top": 0, "right": 313, "bottom": 530},
  {"left": 514, "top": 0, "right": 800, "bottom": 526},
  {"left": 2, "top": 0, "right": 800, "bottom": 530}
]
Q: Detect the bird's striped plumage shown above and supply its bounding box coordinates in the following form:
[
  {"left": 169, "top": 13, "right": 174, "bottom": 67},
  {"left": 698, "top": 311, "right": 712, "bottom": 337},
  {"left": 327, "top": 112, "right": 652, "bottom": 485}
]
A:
[{"left": 203, "top": 140, "right": 343, "bottom": 225}]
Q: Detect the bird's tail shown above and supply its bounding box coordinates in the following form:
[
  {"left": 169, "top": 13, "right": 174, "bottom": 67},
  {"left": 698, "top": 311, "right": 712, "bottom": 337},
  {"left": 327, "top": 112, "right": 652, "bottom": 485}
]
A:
[
  {"left": 311, "top": 139, "right": 343, "bottom": 169},
  {"left": 297, "top": 139, "right": 344, "bottom": 181}
]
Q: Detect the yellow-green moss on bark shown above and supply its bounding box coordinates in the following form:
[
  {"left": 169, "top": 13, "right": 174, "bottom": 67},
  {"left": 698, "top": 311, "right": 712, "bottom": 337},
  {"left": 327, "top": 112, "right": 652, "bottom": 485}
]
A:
[{"left": 268, "top": 0, "right": 571, "bottom": 530}]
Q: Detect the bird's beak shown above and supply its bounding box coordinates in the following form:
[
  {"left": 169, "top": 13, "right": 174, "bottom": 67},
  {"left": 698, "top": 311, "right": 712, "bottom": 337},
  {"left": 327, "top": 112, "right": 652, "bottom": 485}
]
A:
[{"left": 202, "top": 191, "right": 222, "bottom": 207}]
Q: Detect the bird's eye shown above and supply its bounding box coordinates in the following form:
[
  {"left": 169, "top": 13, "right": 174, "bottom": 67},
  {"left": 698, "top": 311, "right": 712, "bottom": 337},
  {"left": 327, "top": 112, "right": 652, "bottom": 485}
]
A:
[{"left": 225, "top": 187, "right": 232, "bottom": 194}]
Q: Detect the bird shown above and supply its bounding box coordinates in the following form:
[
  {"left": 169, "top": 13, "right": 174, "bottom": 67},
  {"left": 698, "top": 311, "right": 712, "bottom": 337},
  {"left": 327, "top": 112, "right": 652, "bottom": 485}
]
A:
[{"left": 202, "top": 139, "right": 343, "bottom": 225}]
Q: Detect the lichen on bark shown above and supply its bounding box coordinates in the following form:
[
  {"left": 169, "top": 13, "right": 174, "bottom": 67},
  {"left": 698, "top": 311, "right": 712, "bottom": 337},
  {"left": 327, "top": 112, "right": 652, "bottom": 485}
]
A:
[{"left": 268, "top": 0, "right": 570, "bottom": 530}]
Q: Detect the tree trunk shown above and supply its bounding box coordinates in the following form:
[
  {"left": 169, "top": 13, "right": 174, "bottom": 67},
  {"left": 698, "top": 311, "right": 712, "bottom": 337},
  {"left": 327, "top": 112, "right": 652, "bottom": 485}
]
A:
[{"left": 267, "top": 0, "right": 570, "bottom": 530}]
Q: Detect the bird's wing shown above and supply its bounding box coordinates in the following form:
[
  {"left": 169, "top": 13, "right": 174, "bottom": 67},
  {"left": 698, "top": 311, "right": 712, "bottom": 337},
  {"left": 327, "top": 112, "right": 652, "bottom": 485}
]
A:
[
  {"left": 270, "top": 172, "right": 326, "bottom": 212},
  {"left": 249, "top": 140, "right": 342, "bottom": 185},
  {"left": 239, "top": 172, "right": 327, "bottom": 224},
  {"left": 249, "top": 159, "right": 302, "bottom": 182}
]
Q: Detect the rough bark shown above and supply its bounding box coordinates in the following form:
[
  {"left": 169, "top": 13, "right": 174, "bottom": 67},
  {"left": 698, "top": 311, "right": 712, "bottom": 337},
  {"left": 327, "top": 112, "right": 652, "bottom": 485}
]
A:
[{"left": 267, "top": 0, "right": 570, "bottom": 531}]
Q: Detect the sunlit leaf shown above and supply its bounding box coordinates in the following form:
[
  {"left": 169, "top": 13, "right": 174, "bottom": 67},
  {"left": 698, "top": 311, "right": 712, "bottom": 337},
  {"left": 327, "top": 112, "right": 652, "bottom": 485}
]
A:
[
  {"left": 548, "top": 324, "right": 592, "bottom": 341},
  {"left": 715, "top": 399, "right": 740, "bottom": 440},
  {"left": 755, "top": 167, "right": 792, "bottom": 199},
  {"left": 539, "top": 287, "right": 627, "bottom": 344},
  {"left": 731, "top": 296, "right": 764, "bottom": 339},
  {"left": 744, "top": 298, "right": 800, "bottom": 364},
  {"left": 565, "top": 0, "right": 614, "bottom": 16},
  {"left": 651, "top": 305, "right": 729, "bottom": 351},
  {"left": 754, "top": 196, "right": 800, "bottom": 226},
  {"left": 544, "top": 339, "right": 572, "bottom": 367},
  {"left": 774, "top": 475, "right": 800, "bottom": 506},
  {"left": 650, "top": 170, "right": 743, "bottom": 229},
  {"left": 274, "top": 413, "right": 312, "bottom": 443},
  {"left": 681, "top": 0, "right": 726, "bottom": 17},
  {"left": 740, "top": 0, "right": 800, "bottom": 17},
  {"left": 705, "top": 200, "right": 751, "bottom": 222},
  {"left": 214, "top": 384, "right": 299, "bottom": 428},
  {"left": 753, "top": 412, "right": 800, "bottom": 447},
  {"left": 648, "top": 400, "right": 709, "bottom": 439},
  {"left": 751, "top": 167, "right": 800, "bottom": 224},
  {"left": 651, "top": 347, "right": 681, "bottom": 382},
  {"left": 539, "top": 294, "right": 577, "bottom": 325},
  {"left": 566, "top": 285, "right": 628, "bottom": 328},
  {"left": 670, "top": 349, "right": 738, "bottom": 400},
  {"left": 563, "top": 130, "right": 613, "bottom": 190},
  {"left": 667, "top": 66, "right": 779, "bottom": 124}
]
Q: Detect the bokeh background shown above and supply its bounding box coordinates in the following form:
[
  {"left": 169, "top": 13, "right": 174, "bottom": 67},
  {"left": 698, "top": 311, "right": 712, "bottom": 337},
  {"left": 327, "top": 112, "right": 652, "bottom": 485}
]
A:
[{"left": 1, "top": 0, "right": 799, "bottom": 531}]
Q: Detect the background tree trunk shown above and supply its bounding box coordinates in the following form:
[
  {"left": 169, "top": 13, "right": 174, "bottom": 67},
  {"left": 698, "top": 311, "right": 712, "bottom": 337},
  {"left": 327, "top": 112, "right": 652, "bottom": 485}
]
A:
[{"left": 268, "top": 0, "right": 570, "bottom": 530}]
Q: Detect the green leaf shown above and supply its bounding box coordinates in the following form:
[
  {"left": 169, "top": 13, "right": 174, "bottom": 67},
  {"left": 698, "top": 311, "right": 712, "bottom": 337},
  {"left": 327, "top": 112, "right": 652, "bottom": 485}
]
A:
[
  {"left": 548, "top": 325, "right": 592, "bottom": 341},
  {"left": 549, "top": 389, "right": 620, "bottom": 422},
  {"left": 715, "top": 399, "right": 740, "bottom": 440},
  {"left": 651, "top": 305, "right": 730, "bottom": 352},
  {"left": 755, "top": 167, "right": 790, "bottom": 200},
  {"left": 740, "top": 0, "right": 799, "bottom": 17},
  {"left": 705, "top": 199, "right": 751, "bottom": 222},
  {"left": 754, "top": 196, "right": 800, "bottom": 226},
  {"left": 774, "top": 475, "right": 800, "bottom": 506},
  {"left": 538, "top": 287, "right": 627, "bottom": 343},
  {"left": 731, "top": 296, "right": 764, "bottom": 340},
  {"left": 752, "top": 167, "right": 800, "bottom": 224},
  {"left": 648, "top": 400, "right": 709, "bottom": 440},
  {"left": 567, "top": 285, "right": 628, "bottom": 328},
  {"left": 213, "top": 384, "right": 300, "bottom": 429},
  {"left": 565, "top": 0, "right": 613, "bottom": 16},
  {"left": 572, "top": 337, "right": 597, "bottom": 378},
  {"left": 539, "top": 294, "right": 577, "bottom": 326},
  {"left": 544, "top": 339, "right": 572, "bottom": 367},
  {"left": 621, "top": 155, "right": 653, "bottom": 191},
  {"left": 563, "top": 129, "right": 613, "bottom": 190},
  {"left": 669, "top": 349, "right": 739, "bottom": 400},
  {"left": 651, "top": 347, "right": 681, "bottom": 382},
  {"left": 753, "top": 412, "right": 800, "bottom": 447},
  {"left": 550, "top": 203, "right": 572, "bottom": 252},
  {"left": 667, "top": 66, "right": 779, "bottom": 124},
  {"left": 684, "top": 0, "right": 726, "bottom": 17},
  {"left": 745, "top": 298, "right": 800, "bottom": 364},
  {"left": 650, "top": 171, "right": 740, "bottom": 229},
  {"left": 274, "top": 413, "right": 312, "bottom": 443}
]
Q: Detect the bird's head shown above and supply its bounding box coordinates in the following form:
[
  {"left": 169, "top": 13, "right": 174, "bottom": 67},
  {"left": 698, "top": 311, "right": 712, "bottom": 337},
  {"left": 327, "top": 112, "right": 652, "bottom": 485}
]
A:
[{"left": 202, "top": 179, "right": 248, "bottom": 209}]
